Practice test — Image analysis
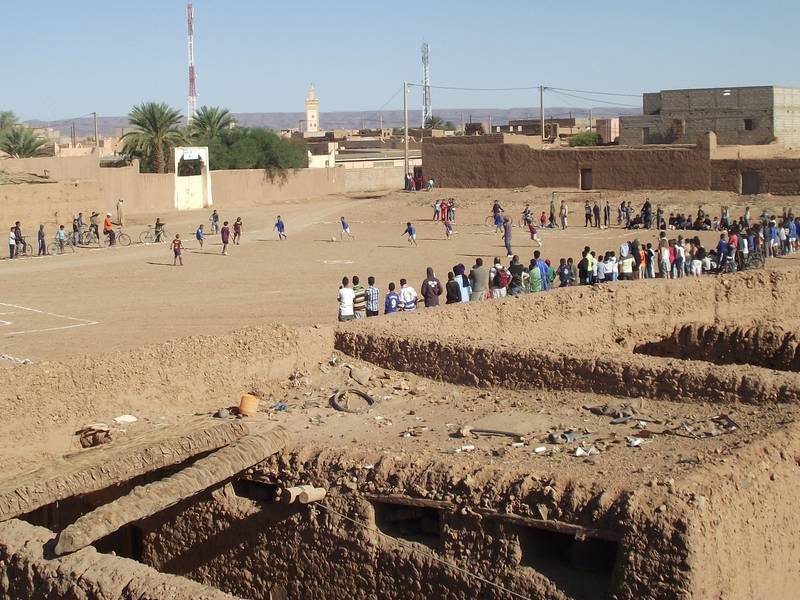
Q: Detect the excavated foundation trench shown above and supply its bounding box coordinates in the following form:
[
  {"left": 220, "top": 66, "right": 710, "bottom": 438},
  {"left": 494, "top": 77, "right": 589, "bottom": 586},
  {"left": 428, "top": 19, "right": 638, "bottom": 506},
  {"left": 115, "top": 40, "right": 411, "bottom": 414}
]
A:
[{"left": 634, "top": 322, "right": 800, "bottom": 371}]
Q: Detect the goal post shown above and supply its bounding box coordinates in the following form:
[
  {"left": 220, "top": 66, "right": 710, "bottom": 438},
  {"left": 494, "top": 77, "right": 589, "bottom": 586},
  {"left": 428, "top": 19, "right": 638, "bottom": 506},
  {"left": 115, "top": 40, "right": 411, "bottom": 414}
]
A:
[{"left": 551, "top": 190, "right": 603, "bottom": 204}]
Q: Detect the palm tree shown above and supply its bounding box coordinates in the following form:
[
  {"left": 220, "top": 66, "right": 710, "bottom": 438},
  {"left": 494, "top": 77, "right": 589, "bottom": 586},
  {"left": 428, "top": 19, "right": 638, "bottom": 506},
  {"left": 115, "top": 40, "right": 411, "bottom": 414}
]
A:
[
  {"left": 121, "top": 102, "right": 184, "bottom": 173},
  {"left": 425, "top": 115, "right": 445, "bottom": 129},
  {"left": 0, "top": 126, "right": 47, "bottom": 158},
  {"left": 189, "top": 105, "right": 234, "bottom": 140}
]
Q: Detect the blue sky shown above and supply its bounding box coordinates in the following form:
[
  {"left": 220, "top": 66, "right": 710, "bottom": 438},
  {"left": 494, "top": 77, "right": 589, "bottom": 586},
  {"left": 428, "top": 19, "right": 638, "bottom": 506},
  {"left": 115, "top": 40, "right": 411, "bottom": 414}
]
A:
[{"left": 2, "top": 0, "right": 796, "bottom": 120}]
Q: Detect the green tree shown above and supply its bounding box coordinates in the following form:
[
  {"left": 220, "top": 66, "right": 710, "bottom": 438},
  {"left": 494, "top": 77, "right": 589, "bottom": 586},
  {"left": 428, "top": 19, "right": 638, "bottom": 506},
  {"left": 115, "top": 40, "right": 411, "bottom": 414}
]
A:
[
  {"left": 0, "top": 111, "right": 17, "bottom": 133},
  {"left": 203, "top": 127, "right": 307, "bottom": 179},
  {"left": 0, "top": 126, "right": 47, "bottom": 158},
  {"left": 569, "top": 131, "right": 602, "bottom": 147},
  {"left": 189, "top": 105, "right": 234, "bottom": 140},
  {"left": 121, "top": 102, "right": 185, "bottom": 173}
]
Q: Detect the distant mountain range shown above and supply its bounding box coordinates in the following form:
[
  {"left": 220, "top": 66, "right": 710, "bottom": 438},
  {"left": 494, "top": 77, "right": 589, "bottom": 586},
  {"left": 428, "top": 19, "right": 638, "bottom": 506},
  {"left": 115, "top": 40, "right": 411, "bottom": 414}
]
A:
[{"left": 25, "top": 106, "right": 640, "bottom": 138}]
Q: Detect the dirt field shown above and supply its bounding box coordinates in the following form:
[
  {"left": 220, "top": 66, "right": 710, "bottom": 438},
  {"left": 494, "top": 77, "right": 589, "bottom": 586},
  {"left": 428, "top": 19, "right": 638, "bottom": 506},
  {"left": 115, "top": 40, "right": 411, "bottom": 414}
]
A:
[{"left": 2, "top": 186, "right": 798, "bottom": 363}]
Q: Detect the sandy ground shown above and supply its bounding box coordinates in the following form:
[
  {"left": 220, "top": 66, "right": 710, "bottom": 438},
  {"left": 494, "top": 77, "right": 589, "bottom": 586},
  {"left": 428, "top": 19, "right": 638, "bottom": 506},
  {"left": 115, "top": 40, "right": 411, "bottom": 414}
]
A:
[{"left": 2, "top": 186, "right": 799, "bottom": 364}]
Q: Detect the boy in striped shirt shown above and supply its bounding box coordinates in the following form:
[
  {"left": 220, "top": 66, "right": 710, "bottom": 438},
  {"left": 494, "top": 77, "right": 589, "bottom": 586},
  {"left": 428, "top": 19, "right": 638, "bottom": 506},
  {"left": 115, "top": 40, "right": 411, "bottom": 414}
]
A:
[
  {"left": 365, "top": 276, "right": 379, "bottom": 317},
  {"left": 352, "top": 275, "right": 367, "bottom": 319}
]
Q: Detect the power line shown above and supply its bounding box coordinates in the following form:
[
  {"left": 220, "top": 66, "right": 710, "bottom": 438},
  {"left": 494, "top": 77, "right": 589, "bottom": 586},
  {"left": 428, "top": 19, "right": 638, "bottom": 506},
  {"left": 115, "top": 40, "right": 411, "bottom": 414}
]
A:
[
  {"left": 547, "top": 89, "right": 640, "bottom": 109},
  {"left": 409, "top": 83, "right": 540, "bottom": 92},
  {"left": 548, "top": 86, "right": 642, "bottom": 98},
  {"left": 311, "top": 501, "right": 534, "bottom": 600}
]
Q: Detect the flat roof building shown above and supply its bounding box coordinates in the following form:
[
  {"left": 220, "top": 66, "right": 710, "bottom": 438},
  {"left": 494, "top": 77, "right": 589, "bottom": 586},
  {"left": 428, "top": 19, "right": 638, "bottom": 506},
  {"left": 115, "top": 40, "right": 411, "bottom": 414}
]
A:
[{"left": 620, "top": 86, "right": 800, "bottom": 147}]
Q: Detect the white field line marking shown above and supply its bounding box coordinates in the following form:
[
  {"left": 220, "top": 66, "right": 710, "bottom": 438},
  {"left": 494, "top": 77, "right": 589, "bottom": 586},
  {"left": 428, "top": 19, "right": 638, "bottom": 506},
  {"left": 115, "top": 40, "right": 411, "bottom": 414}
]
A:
[{"left": 0, "top": 302, "right": 98, "bottom": 336}]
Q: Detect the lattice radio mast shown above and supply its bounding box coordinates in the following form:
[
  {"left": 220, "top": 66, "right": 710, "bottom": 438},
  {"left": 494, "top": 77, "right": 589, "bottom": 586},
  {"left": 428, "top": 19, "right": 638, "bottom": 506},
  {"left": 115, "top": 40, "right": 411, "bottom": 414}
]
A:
[
  {"left": 187, "top": 3, "right": 198, "bottom": 122},
  {"left": 421, "top": 42, "right": 431, "bottom": 128}
]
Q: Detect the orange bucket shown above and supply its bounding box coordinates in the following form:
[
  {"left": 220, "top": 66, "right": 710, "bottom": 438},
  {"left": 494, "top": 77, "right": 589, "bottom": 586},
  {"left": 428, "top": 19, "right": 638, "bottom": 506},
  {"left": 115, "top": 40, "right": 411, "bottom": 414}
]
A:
[{"left": 239, "top": 394, "right": 260, "bottom": 417}]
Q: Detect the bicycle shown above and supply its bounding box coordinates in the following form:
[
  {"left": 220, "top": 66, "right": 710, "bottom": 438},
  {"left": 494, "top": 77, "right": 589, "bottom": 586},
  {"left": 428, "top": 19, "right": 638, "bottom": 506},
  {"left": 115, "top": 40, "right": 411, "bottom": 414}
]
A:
[
  {"left": 484, "top": 214, "right": 513, "bottom": 227},
  {"left": 80, "top": 228, "right": 101, "bottom": 246},
  {"left": 15, "top": 237, "right": 33, "bottom": 257},
  {"left": 743, "top": 249, "right": 765, "bottom": 270},
  {"left": 102, "top": 228, "right": 132, "bottom": 247},
  {"left": 48, "top": 235, "right": 76, "bottom": 255},
  {"left": 139, "top": 226, "right": 170, "bottom": 244}
]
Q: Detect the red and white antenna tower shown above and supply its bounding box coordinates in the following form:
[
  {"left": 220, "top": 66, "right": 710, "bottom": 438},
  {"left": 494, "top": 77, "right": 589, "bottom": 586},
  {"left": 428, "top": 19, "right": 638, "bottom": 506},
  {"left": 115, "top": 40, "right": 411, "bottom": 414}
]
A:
[{"left": 187, "top": 3, "right": 198, "bottom": 121}]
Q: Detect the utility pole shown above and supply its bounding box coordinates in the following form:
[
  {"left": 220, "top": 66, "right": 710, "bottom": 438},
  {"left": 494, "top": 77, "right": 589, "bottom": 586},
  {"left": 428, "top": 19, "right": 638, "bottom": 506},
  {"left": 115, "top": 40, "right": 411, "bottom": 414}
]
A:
[
  {"left": 93, "top": 112, "right": 99, "bottom": 149},
  {"left": 460, "top": 112, "right": 464, "bottom": 133},
  {"left": 403, "top": 81, "right": 409, "bottom": 176},
  {"left": 379, "top": 113, "right": 383, "bottom": 131},
  {"left": 539, "top": 85, "right": 545, "bottom": 142},
  {"left": 488, "top": 115, "right": 492, "bottom": 134}
]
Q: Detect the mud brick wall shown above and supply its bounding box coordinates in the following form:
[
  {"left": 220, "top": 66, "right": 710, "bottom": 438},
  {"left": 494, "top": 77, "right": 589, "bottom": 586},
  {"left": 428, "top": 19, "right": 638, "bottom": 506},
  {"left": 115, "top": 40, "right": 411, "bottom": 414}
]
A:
[
  {"left": 710, "top": 158, "right": 800, "bottom": 195},
  {"left": 423, "top": 141, "right": 712, "bottom": 190},
  {"left": 0, "top": 519, "right": 238, "bottom": 600}
]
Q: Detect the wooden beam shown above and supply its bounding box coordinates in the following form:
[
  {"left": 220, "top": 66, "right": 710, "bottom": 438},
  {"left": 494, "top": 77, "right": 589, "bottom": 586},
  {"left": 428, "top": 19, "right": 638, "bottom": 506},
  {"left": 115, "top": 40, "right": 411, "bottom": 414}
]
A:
[
  {"left": 53, "top": 428, "right": 286, "bottom": 556},
  {"left": 361, "top": 493, "right": 620, "bottom": 541}
]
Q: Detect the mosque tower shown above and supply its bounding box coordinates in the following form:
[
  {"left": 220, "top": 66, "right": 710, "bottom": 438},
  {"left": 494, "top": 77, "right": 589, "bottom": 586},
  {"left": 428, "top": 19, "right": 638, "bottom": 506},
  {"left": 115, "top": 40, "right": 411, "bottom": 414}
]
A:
[{"left": 305, "top": 85, "right": 320, "bottom": 133}]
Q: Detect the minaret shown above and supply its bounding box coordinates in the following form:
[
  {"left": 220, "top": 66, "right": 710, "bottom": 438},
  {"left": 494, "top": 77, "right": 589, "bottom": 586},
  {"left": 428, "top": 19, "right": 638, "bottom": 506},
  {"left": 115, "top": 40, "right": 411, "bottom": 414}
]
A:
[{"left": 305, "top": 85, "right": 320, "bottom": 133}]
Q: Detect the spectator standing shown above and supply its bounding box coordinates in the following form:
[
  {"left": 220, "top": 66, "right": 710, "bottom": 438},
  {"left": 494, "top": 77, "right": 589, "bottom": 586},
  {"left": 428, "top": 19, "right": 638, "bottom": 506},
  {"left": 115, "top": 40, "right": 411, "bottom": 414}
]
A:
[
  {"left": 593, "top": 202, "right": 601, "bottom": 228},
  {"left": 454, "top": 264, "right": 471, "bottom": 302},
  {"left": 337, "top": 277, "right": 355, "bottom": 322},
  {"left": 384, "top": 282, "right": 400, "bottom": 314},
  {"left": 469, "top": 258, "right": 490, "bottom": 301},
  {"left": 399, "top": 279, "right": 418, "bottom": 311},
  {"left": 13, "top": 221, "right": 23, "bottom": 256},
  {"left": 352, "top": 275, "right": 367, "bottom": 319},
  {"left": 37, "top": 225, "right": 46, "bottom": 256},
  {"left": 420, "top": 267, "right": 443, "bottom": 307},
  {"left": 365, "top": 276, "right": 379, "bottom": 317},
  {"left": 209, "top": 210, "right": 220, "bottom": 234},
  {"left": 445, "top": 272, "right": 461, "bottom": 304},
  {"left": 56, "top": 225, "right": 67, "bottom": 254},
  {"left": 116, "top": 199, "right": 125, "bottom": 227},
  {"left": 8, "top": 227, "right": 16, "bottom": 259},
  {"left": 508, "top": 255, "right": 525, "bottom": 295}
]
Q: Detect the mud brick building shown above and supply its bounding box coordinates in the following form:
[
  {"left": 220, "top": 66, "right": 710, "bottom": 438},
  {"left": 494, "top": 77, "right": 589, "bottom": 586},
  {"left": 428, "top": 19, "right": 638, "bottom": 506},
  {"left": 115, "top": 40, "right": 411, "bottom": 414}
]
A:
[
  {"left": 620, "top": 86, "right": 800, "bottom": 147},
  {"left": 423, "top": 132, "right": 800, "bottom": 195}
]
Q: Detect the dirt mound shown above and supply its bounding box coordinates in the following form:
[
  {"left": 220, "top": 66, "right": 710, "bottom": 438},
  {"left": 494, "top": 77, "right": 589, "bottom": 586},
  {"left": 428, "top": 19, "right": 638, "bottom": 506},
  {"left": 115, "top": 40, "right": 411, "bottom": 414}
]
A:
[{"left": 0, "top": 324, "right": 334, "bottom": 476}]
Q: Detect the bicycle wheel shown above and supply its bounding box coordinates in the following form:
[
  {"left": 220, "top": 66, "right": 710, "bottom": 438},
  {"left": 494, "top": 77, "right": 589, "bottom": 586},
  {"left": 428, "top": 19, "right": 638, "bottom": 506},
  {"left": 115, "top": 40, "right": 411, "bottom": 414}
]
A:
[
  {"left": 750, "top": 254, "right": 765, "bottom": 270},
  {"left": 139, "top": 231, "right": 152, "bottom": 244},
  {"left": 485, "top": 216, "right": 494, "bottom": 227},
  {"left": 118, "top": 233, "right": 132, "bottom": 247},
  {"left": 65, "top": 240, "right": 76, "bottom": 253},
  {"left": 47, "top": 242, "right": 60, "bottom": 255},
  {"left": 159, "top": 229, "right": 170, "bottom": 242},
  {"left": 22, "top": 242, "right": 32, "bottom": 256}
]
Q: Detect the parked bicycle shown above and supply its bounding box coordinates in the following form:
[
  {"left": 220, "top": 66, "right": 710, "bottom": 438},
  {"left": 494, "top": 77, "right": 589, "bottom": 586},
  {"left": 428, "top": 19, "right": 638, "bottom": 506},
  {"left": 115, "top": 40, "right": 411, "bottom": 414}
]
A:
[
  {"left": 48, "top": 235, "right": 76, "bottom": 255},
  {"left": 102, "top": 228, "right": 132, "bottom": 247},
  {"left": 139, "top": 226, "right": 170, "bottom": 244}
]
